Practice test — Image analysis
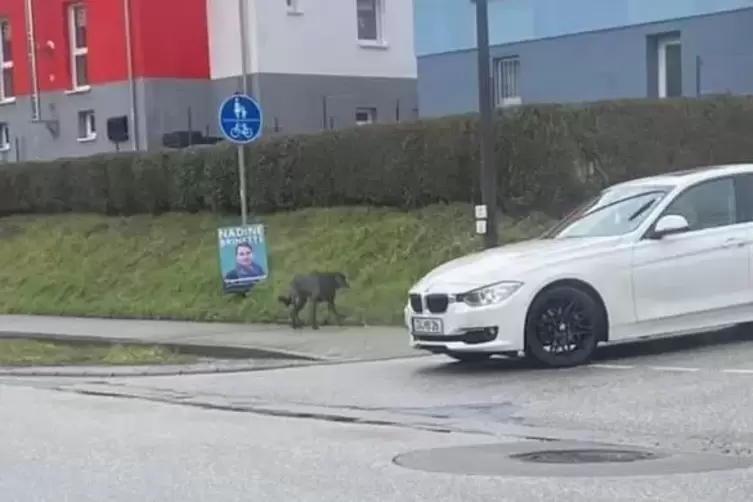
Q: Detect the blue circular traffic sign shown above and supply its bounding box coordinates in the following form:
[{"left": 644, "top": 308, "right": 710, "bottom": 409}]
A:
[{"left": 218, "top": 93, "right": 264, "bottom": 144}]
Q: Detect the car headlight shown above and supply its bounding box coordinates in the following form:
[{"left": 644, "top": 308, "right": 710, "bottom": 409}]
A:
[{"left": 458, "top": 281, "right": 523, "bottom": 307}]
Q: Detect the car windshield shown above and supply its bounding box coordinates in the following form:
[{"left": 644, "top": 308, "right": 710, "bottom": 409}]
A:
[{"left": 542, "top": 184, "right": 674, "bottom": 239}]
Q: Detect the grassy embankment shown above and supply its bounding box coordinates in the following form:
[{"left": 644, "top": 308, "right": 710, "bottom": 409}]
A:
[
  {"left": 0, "top": 204, "right": 552, "bottom": 326},
  {"left": 0, "top": 339, "right": 197, "bottom": 366}
]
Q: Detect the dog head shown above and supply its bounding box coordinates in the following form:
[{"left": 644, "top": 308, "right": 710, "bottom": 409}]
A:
[{"left": 334, "top": 272, "right": 350, "bottom": 289}]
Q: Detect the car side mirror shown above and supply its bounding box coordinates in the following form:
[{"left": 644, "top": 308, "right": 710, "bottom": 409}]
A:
[{"left": 651, "top": 214, "right": 690, "bottom": 239}]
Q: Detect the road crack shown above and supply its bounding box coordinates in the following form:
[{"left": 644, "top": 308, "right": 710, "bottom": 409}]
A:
[{"left": 50, "top": 384, "right": 494, "bottom": 438}]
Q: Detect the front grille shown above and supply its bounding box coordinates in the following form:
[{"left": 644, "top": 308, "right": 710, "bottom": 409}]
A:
[
  {"left": 426, "top": 294, "right": 449, "bottom": 314},
  {"left": 413, "top": 328, "right": 498, "bottom": 345},
  {"left": 409, "top": 294, "right": 423, "bottom": 313}
]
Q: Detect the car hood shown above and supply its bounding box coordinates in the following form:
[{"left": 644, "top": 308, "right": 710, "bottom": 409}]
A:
[{"left": 411, "top": 236, "right": 622, "bottom": 294}]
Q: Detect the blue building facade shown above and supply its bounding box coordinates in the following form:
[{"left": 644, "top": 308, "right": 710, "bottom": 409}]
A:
[{"left": 414, "top": 0, "right": 753, "bottom": 117}]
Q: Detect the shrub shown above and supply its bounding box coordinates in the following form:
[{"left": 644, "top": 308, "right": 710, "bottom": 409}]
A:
[{"left": 2, "top": 95, "right": 753, "bottom": 218}]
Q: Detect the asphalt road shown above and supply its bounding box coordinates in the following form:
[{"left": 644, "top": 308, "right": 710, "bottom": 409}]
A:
[{"left": 4, "top": 330, "right": 753, "bottom": 501}]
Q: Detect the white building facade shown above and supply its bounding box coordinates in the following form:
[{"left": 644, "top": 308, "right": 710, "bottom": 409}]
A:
[{"left": 206, "top": 0, "right": 418, "bottom": 135}]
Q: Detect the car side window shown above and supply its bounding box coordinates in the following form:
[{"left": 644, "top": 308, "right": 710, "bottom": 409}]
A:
[
  {"left": 735, "top": 174, "right": 753, "bottom": 223},
  {"left": 662, "top": 177, "right": 737, "bottom": 232}
]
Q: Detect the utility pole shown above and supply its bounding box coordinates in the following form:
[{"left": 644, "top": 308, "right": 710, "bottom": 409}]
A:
[
  {"left": 474, "top": 0, "right": 499, "bottom": 249},
  {"left": 237, "top": 0, "right": 250, "bottom": 225}
]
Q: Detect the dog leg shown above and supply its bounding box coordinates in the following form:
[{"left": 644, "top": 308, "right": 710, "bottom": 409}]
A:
[
  {"left": 321, "top": 300, "right": 332, "bottom": 326},
  {"left": 291, "top": 298, "right": 306, "bottom": 329},
  {"left": 310, "top": 301, "right": 319, "bottom": 330},
  {"left": 327, "top": 300, "right": 344, "bottom": 326}
]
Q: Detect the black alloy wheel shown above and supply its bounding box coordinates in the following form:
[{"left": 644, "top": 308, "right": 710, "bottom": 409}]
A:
[{"left": 524, "top": 285, "right": 604, "bottom": 368}]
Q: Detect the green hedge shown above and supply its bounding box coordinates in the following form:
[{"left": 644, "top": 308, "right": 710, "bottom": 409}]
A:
[{"left": 2, "top": 95, "right": 753, "bottom": 218}]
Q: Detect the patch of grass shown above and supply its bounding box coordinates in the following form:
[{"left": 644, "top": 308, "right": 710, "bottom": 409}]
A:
[
  {"left": 0, "top": 339, "right": 198, "bottom": 367},
  {"left": 0, "top": 204, "right": 553, "bottom": 325}
]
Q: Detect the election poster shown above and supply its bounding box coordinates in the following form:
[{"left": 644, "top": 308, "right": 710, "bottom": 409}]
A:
[{"left": 217, "top": 224, "right": 269, "bottom": 293}]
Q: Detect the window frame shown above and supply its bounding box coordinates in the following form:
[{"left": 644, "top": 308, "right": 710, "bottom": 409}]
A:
[
  {"left": 77, "top": 109, "right": 96, "bottom": 141},
  {"left": 356, "top": 0, "right": 383, "bottom": 43},
  {"left": 67, "top": 3, "right": 90, "bottom": 91},
  {"left": 286, "top": 0, "right": 302, "bottom": 14},
  {"left": 492, "top": 55, "right": 521, "bottom": 108},
  {"left": 731, "top": 173, "right": 753, "bottom": 225},
  {"left": 0, "top": 18, "right": 14, "bottom": 102},
  {"left": 355, "top": 107, "right": 376, "bottom": 125},
  {"left": 641, "top": 175, "right": 743, "bottom": 239},
  {"left": 657, "top": 35, "right": 681, "bottom": 99},
  {"left": 0, "top": 122, "right": 9, "bottom": 151}
]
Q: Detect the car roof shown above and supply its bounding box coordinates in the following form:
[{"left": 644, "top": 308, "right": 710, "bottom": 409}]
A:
[{"left": 609, "top": 163, "right": 753, "bottom": 191}]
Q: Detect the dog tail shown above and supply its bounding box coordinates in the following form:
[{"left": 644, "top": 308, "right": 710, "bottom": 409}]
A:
[{"left": 277, "top": 294, "right": 292, "bottom": 307}]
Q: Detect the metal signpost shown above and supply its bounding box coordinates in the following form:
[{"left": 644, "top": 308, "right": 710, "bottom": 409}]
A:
[
  {"left": 215, "top": 0, "right": 268, "bottom": 295},
  {"left": 474, "top": 0, "right": 499, "bottom": 249},
  {"left": 217, "top": 93, "right": 263, "bottom": 225},
  {"left": 217, "top": 95, "right": 265, "bottom": 295}
]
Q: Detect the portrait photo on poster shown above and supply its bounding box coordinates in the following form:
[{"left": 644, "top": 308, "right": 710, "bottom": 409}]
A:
[{"left": 217, "top": 224, "right": 269, "bottom": 292}]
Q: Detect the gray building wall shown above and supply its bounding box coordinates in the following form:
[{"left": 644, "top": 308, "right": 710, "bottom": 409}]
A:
[
  {"left": 0, "top": 73, "right": 417, "bottom": 162},
  {"left": 206, "top": 74, "right": 417, "bottom": 136},
  {"left": 417, "top": 7, "right": 753, "bottom": 118},
  {"left": 0, "top": 83, "right": 134, "bottom": 163},
  {"left": 247, "top": 74, "right": 418, "bottom": 135}
]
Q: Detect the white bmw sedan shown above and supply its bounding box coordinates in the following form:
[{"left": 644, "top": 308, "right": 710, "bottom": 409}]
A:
[{"left": 405, "top": 163, "right": 753, "bottom": 368}]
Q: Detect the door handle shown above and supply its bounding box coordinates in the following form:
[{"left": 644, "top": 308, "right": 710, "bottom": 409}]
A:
[{"left": 722, "top": 237, "right": 747, "bottom": 248}]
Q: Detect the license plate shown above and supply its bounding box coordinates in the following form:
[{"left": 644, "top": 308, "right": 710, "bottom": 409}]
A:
[{"left": 412, "top": 317, "right": 444, "bottom": 335}]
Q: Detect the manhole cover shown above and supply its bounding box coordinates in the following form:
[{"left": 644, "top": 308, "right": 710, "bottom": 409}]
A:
[
  {"left": 392, "top": 440, "right": 753, "bottom": 477},
  {"left": 510, "top": 448, "right": 659, "bottom": 464}
]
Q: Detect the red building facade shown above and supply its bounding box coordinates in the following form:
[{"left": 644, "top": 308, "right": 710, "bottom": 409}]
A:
[
  {"left": 2, "top": 0, "right": 210, "bottom": 94},
  {"left": 0, "top": 0, "right": 211, "bottom": 160}
]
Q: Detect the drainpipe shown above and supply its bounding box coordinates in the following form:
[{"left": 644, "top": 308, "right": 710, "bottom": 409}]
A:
[
  {"left": 238, "top": 0, "right": 260, "bottom": 104},
  {"left": 23, "top": 0, "right": 40, "bottom": 122},
  {"left": 238, "top": 0, "right": 250, "bottom": 95},
  {"left": 123, "top": 0, "right": 139, "bottom": 151}
]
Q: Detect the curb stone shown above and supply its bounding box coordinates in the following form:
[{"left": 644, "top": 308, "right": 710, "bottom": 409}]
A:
[
  {"left": 0, "top": 353, "right": 431, "bottom": 378},
  {"left": 0, "top": 331, "right": 326, "bottom": 362},
  {"left": 0, "top": 359, "right": 315, "bottom": 378}
]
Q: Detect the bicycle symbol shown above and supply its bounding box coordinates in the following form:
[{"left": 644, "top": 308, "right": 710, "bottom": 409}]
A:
[{"left": 230, "top": 122, "right": 254, "bottom": 140}]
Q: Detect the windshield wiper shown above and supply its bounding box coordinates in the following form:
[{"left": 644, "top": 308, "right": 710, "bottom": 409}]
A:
[
  {"left": 575, "top": 190, "right": 666, "bottom": 221},
  {"left": 627, "top": 199, "right": 657, "bottom": 221}
]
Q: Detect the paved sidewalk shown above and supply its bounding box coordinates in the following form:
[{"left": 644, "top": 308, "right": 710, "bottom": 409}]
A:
[{"left": 0, "top": 315, "right": 420, "bottom": 362}]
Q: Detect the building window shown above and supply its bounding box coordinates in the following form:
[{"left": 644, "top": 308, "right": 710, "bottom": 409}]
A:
[
  {"left": 356, "top": 0, "right": 382, "bottom": 42},
  {"left": 355, "top": 107, "right": 376, "bottom": 125},
  {"left": 0, "top": 20, "right": 14, "bottom": 101},
  {"left": 493, "top": 56, "right": 521, "bottom": 108},
  {"left": 286, "top": 0, "right": 301, "bottom": 13},
  {"left": 657, "top": 35, "right": 682, "bottom": 98},
  {"left": 0, "top": 122, "right": 9, "bottom": 151},
  {"left": 67, "top": 4, "right": 89, "bottom": 90},
  {"left": 77, "top": 110, "right": 96, "bottom": 141}
]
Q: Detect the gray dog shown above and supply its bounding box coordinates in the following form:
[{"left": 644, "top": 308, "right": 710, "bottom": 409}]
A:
[{"left": 277, "top": 272, "right": 349, "bottom": 329}]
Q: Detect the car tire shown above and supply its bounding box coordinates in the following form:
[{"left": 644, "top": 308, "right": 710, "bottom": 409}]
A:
[
  {"left": 524, "top": 284, "right": 605, "bottom": 368},
  {"left": 446, "top": 352, "right": 492, "bottom": 363}
]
